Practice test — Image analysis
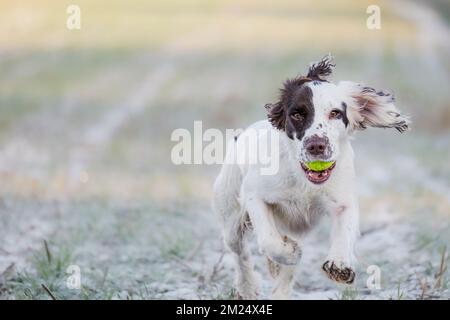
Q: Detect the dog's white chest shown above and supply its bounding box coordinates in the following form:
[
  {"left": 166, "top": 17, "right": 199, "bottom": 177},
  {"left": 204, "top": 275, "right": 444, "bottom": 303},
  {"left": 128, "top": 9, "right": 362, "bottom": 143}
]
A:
[{"left": 263, "top": 183, "right": 326, "bottom": 235}]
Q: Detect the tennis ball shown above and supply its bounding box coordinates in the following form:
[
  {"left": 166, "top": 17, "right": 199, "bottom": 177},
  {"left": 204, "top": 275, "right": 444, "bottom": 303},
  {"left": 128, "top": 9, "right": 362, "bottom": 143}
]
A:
[{"left": 305, "top": 161, "right": 335, "bottom": 172}]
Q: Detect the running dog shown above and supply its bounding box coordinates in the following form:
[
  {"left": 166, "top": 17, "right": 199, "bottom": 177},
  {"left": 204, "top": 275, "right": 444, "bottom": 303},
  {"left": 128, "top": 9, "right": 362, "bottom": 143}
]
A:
[{"left": 213, "top": 55, "right": 409, "bottom": 299}]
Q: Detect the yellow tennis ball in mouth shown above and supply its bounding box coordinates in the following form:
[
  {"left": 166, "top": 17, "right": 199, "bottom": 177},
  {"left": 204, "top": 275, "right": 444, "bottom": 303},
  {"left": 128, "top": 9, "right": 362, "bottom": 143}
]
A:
[{"left": 305, "top": 161, "right": 335, "bottom": 172}]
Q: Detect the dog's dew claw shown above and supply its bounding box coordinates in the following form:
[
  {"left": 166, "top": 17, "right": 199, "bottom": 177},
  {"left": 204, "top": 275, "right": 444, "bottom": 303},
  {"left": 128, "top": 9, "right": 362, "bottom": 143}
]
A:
[{"left": 322, "top": 260, "right": 331, "bottom": 273}]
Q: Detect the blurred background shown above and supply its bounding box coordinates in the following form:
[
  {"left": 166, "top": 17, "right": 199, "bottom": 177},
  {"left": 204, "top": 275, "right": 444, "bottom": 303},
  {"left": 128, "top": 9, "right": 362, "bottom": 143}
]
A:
[{"left": 0, "top": 0, "right": 449, "bottom": 299}]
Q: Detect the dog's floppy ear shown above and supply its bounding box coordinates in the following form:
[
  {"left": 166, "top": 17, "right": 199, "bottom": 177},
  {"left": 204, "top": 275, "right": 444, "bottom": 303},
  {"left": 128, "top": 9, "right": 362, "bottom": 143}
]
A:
[
  {"left": 265, "top": 102, "right": 285, "bottom": 130},
  {"left": 339, "top": 81, "right": 410, "bottom": 133},
  {"left": 266, "top": 54, "right": 335, "bottom": 131},
  {"left": 307, "top": 54, "right": 335, "bottom": 81},
  {"left": 266, "top": 76, "right": 312, "bottom": 131}
]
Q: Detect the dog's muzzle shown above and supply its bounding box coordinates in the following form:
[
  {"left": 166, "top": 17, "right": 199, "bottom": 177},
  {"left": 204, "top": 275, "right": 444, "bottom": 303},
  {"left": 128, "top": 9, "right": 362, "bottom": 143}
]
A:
[
  {"left": 304, "top": 135, "right": 331, "bottom": 159},
  {"left": 301, "top": 135, "right": 335, "bottom": 184}
]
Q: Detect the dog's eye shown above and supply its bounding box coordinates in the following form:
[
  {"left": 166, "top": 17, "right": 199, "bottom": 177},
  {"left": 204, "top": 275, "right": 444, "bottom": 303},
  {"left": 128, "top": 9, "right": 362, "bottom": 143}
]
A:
[
  {"left": 329, "top": 109, "right": 342, "bottom": 119},
  {"left": 291, "top": 112, "right": 304, "bottom": 121}
]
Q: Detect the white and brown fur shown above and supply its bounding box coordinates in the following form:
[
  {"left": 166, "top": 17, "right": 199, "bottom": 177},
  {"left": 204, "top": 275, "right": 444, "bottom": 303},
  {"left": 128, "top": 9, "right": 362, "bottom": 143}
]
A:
[{"left": 213, "top": 55, "right": 410, "bottom": 299}]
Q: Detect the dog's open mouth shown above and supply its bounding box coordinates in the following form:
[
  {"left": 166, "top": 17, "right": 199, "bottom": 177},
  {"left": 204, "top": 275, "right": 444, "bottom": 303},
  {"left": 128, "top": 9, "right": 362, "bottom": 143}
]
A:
[{"left": 301, "top": 161, "right": 336, "bottom": 184}]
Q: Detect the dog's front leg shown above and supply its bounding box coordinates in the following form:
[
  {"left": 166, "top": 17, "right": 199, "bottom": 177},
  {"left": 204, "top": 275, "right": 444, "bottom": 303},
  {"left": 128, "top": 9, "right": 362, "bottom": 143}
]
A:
[
  {"left": 245, "top": 195, "right": 301, "bottom": 266},
  {"left": 322, "top": 194, "right": 359, "bottom": 284}
]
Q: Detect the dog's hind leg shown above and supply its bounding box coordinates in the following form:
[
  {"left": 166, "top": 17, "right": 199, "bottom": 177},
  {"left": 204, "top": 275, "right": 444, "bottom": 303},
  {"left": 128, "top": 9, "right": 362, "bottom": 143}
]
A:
[
  {"left": 267, "top": 258, "right": 297, "bottom": 300},
  {"left": 213, "top": 163, "right": 259, "bottom": 299},
  {"left": 225, "top": 213, "right": 259, "bottom": 299},
  {"left": 233, "top": 242, "right": 259, "bottom": 300}
]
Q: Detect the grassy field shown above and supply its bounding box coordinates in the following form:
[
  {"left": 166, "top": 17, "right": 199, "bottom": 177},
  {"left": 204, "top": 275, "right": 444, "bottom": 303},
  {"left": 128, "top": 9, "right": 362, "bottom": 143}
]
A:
[{"left": 0, "top": 0, "right": 449, "bottom": 299}]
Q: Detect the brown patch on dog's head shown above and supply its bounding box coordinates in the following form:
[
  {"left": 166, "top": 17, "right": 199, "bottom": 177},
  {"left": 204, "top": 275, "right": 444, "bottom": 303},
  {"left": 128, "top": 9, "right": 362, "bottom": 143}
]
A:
[
  {"left": 266, "top": 55, "right": 336, "bottom": 138},
  {"left": 266, "top": 76, "right": 312, "bottom": 132}
]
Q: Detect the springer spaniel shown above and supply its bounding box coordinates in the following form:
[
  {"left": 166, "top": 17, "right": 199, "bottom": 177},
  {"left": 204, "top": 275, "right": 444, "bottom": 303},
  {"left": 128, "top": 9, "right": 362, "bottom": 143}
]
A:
[{"left": 213, "top": 55, "right": 409, "bottom": 299}]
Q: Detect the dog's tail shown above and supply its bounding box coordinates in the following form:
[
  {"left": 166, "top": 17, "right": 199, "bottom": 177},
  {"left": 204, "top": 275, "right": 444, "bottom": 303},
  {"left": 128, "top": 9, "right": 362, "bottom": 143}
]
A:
[
  {"left": 212, "top": 136, "right": 243, "bottom": 218},
  {"left": 212, "top": 135, "right": 248, "bottom": 252}
]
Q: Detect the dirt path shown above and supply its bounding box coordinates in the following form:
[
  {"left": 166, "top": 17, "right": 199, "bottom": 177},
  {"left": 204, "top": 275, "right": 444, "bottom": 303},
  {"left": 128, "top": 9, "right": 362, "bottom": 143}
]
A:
[{"left": 67, "top": 63, "right": 176, "bottom": 189}]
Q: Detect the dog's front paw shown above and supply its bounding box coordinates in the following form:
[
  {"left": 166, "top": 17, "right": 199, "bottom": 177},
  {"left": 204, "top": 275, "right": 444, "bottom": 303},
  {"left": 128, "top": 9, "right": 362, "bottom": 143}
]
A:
[
  {"left": 322, "top": 260, "right": 355, "bottom": 284},
  {"left": 261, "top": 235, "right": 301, "bottom": 266}
]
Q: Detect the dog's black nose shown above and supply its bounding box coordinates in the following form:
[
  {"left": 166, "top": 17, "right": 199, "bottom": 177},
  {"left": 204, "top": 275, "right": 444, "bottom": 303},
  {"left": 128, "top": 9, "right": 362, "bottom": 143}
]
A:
[{"left": 305, "top": 136, "right": 328, "bottom": 156}]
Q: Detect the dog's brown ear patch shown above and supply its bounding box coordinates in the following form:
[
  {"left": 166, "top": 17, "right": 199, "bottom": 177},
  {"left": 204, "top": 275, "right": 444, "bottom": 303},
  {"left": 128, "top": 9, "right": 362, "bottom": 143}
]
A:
[
  {"left": 307, "top": 54, "right": 335, "bottom": 81},
  {"left": 266, "top": 102, "right": 285, "bottom": 130},
  {"left": 266, "top": 76, "right": 312, "bottom": 131},
  {"left": 266, "top": 55, "right": 334, "bottom": 131}
]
